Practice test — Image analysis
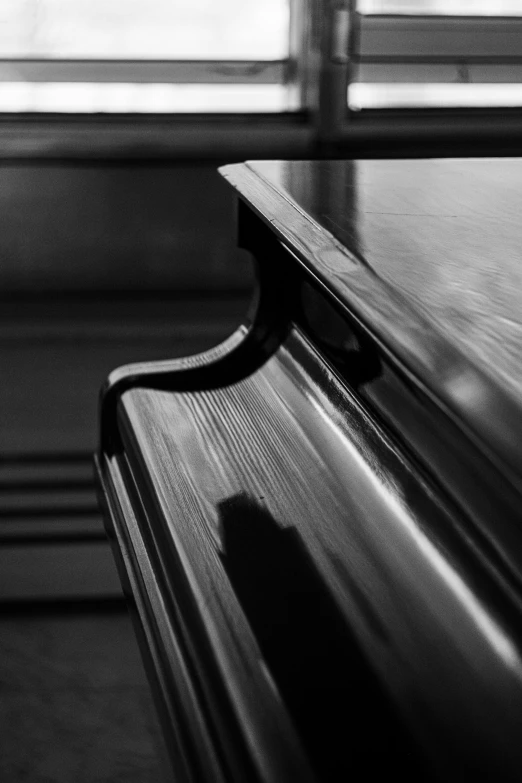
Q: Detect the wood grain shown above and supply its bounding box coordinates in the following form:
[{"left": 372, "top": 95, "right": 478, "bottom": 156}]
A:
[{"left": 117, "top": 327, "right": 522, "bottom": 782}]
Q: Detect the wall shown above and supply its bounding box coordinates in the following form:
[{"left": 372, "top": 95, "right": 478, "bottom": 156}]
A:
[{"left": 0, "top": 162, "right": 253, "bottom": 294}]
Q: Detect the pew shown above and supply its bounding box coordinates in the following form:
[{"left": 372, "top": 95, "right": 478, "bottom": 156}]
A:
[{"left": 96, "top": 159, "right": 522, "bottom": 782}]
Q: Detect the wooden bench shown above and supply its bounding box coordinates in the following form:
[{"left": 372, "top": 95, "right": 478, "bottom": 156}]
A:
[{"left": 96, "top": 159, "right": 522, "bottom": 783}]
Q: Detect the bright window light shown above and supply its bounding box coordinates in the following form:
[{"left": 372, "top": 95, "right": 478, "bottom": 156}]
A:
[
  {"left": 0, "top": 1, "right": 290, "bottom": 112},
  {"left": 358, "top": 1, "right": 522, "bottom": 14},
  {"left": 0, "top": 0, "right": 289, "bottom": 60},
  {"left": 0, "top": 83, "right": 291, "bottom": 113},
  {"left": 350, "top": 83, "right": 522, "bottom": 109}
]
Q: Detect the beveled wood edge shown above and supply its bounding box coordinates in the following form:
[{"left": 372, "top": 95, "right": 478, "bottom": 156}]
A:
[
  {"left": 219, "top": 160, "right": 522, "bottom": 489},
  {"left": 95, "top": 447, "right": 317, "bottom": 783},
  {"left": 98, "top": 220, "right": 299, "bottom": 456},
  {"left": 94, "top": 452, "right": 222, "bottom": 781},
  {"left": 98, "top": 325, "right": 247, "bottom": 455}
]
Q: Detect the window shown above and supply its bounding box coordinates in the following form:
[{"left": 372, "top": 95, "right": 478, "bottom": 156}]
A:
[
  {"left": 358, "top": 1, "right": 522, "bottom": 14},
  {"left": 2, "top": 1, "right": 521, "bottom": 123},
  {"left": 0, "top": 0, "right": 291, "bottom": 112},
  {"left": 350, "top": 0, "right": 522, "bottom": 110}
]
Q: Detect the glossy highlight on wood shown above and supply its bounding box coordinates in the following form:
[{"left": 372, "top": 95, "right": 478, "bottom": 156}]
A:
[{"left": 221, "top": 159, "right": 522, "bottom": 481}]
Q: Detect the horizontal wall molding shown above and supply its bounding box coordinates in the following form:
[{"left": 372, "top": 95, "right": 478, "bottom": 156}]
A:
[
  {"left": 0, "top": 116, "right": 315, "bottom": 159},
  {"left": 2, "top": 112, "right": 522, "bottom": 159}
]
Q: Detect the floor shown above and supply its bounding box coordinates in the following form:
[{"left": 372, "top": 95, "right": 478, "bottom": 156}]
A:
[
  {"left": 0, "top": 612, "right": 167, "bottom": 783},
  {"left": 0, "top": 293, "right": 248, "bottom": 781}
]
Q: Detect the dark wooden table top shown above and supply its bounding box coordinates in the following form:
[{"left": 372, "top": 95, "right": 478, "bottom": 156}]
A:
[{"left": 221, "top": 158, "right": 522, "bottom": 481}]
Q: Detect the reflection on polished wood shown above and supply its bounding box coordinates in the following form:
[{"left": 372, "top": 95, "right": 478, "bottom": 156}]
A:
[
  {"left": 222, "top": 159, "right": 522, "bottom": 477},
  {"left": 97, "top": 158, "right": 522, "bottom": 782},
  {"left": 239, "top": 159, "right": 522, "bottom": 397}
]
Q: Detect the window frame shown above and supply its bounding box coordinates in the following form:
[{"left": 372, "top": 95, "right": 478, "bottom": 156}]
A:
[
  {"left": 347, "top": 11, "right": 522, "bottom": 112},
  {"left": 2, "top": 1, "right": 522, "bottom": 160},
  {"left": 0, "top": 59, "right": 287, "bottom": 85}
]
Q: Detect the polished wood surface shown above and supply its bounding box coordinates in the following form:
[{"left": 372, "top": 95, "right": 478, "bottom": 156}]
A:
[
  {"left": 239, "top": 158, "right": 522, "bottom": 400},
  {"left": 221, "top": 158, "right": 522, "bottom": 485},
  {"left": 97, "top": 158, "right": 522, "bottom": 782},
  {"left": 111, "top": 325, "right": 522, "bottom": 782}
]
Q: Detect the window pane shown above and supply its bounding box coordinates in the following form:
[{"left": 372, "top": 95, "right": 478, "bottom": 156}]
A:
[
  {"left": 353, "top": 7, "right": 522, "bottom": 110},
  {"left": 349, "top": 83, "right": 522, "bottom": 109},
  {"left": 358, "top": 1, "right": 522, "bottom": 14},
  {"left": 0, "top": 0, "right": 289, "bottom": 59},
  {"left": 0, "top": 83, "right": 292, "bottom": 113}
]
